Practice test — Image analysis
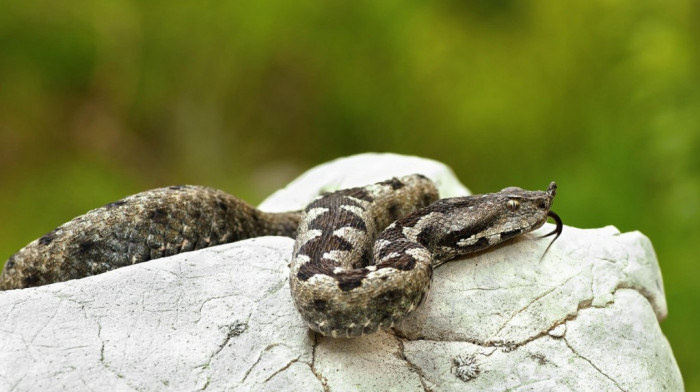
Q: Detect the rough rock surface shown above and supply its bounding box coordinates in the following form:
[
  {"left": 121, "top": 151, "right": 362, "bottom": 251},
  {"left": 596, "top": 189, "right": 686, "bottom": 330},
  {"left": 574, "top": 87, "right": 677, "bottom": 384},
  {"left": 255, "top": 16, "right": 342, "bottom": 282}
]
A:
[{"left": 0, "top": 153, "right": 683, "bottom": 391}]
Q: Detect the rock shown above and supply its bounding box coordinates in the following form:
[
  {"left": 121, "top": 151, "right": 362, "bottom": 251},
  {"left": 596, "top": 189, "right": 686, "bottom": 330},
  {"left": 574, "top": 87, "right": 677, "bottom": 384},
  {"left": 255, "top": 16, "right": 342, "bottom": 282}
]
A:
[{"left": 0, "top": 153, "right": 683, "bottom": 391}]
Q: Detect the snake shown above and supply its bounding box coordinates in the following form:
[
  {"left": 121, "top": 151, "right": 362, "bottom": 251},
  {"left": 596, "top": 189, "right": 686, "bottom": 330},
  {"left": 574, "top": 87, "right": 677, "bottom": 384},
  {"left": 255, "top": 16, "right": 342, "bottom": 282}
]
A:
[{"left": 0, "top": 175, "right": 562, "bottom": 338}]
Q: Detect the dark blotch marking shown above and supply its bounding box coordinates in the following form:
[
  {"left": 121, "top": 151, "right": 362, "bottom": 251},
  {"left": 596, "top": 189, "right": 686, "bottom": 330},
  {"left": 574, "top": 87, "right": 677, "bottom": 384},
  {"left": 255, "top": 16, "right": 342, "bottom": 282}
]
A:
[
  {"left": 415, "top": 225, "right": 439, "bottom": 248},
  {"left": 78, "top": 241, "right": 96, "bottom": 254},
  {"left": 298, "top": 234, "right": 353, "bottom": 257},
  {"left": 422, "top": 213, "right": 498, "bottom": 249},
  {"left": 310, "top": 195, "right": 365, "bottom": 211},
  {"left": 381, "top": 178, "right": 404, "bottom": 190},
  {"left": 394, "top": 205, "right": 433, "bottom": 228},
  {"left": 304, "top": 190, "right": 371, "bottom": 213},
  {"left": 148, "top": 208, "right": 169, "bottom": 224},
  {"left": 379, "top": 289, "right": 402, "bottom": 304},
  {"left": 377, "top": 224, "right": 407, "bottom": 245},
  {"left": 168, "top": 185, "right": 187, "bottom": 191},
  {"left": 307, "top": 209, "right": 367, "bottom": 232},
  {"left": 313, "top": 299, "right": 328, "bottom": 311},
  {"left": 337, "top": 275, "right": 364, "bottom": 291},
  {"left": 105, "top": 200, "right": 128, "bottom": 209},
  {"left": 297, "top": 259, "right": 370, "bottom": 291},
  {"left": 330, "top": 187, "right": 374, "bottom": 202},
  {"left": 377, "top": 241, "right": 422, "bottom": 261},
  {"left": 424, "top": 197, "right": 476, "bottom": 214},
  {"left": 297, "top": 262, "right": 322, "bottom": 281},
  {"left": 5, "top": 255, "right": 16, "bottom": 269},
  {"left": 217, "top": 200, "right": 228, "bottom": 211},
  {"left": 499, "top": 229, "right": 522, "bottom": 241},
  {"left": 38, "top": 229, "right": 59, "bottom": 246},
  {"left": 377, "top": 252, "right": 417, "bottom": 271},
  {"left": 459, "top": 237, "right": 490, "bottom": 252},
  {"left": 304, "top": 198, "right": 330, "bottom": 212},
  {"left": 292, "top": 268, "right": 370, "bottom": 291},
  {"left": 422, "top": 192, "right": 436, "bottom": 208},
  {"left": 359, "top": 248, "right": 373, "bottom": 268},
  {"left": 387, "top": 202, "right": 401, "bottom": 221},
  {"left": 22, "top": 274, "right": 40, "bottom": 287}
]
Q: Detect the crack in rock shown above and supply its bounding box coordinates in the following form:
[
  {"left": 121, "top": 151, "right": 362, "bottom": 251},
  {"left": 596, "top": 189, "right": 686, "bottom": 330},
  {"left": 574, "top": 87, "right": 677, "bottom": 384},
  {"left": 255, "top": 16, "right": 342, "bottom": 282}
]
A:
[
  {"left": 239, "top": 343, "right": 294, "bottom": 384},
  {"left": 563, "top": 337, "right": 626, "bottom": 392},
  {"left": 263, "top": 356, "right": 302, "bottom": 383},
  {"left": 96, "top": 320, "right": 130, "bottom": 386},
  {"left": 194, "top": 319, "right": 251, "bottom": 390},
  {"left": 309, "top": 334, "right": 330, "bottom": 392},
  {"left": 395, "top": 336, "right": 431, "bottom": 392}
]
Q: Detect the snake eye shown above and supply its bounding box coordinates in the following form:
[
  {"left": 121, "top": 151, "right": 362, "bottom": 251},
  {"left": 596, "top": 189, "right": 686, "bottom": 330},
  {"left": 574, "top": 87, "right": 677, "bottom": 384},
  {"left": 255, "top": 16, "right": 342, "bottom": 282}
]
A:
[{"left": 507, "top": 199, "right": 520, "bottom": 211}]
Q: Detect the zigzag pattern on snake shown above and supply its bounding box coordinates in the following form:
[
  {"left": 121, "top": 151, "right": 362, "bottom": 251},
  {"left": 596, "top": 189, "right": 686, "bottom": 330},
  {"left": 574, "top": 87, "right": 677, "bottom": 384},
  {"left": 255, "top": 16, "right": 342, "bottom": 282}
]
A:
[{"left": 0, "top": 175, "right": 561, "bottom": 338}]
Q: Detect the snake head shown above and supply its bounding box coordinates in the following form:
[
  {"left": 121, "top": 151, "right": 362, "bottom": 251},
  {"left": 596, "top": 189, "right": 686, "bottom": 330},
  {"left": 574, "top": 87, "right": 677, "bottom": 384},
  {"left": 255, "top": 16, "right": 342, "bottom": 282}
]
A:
[
  {"left": 412, "top": 182, "right": 561, "bottom": 264},
  {"left": 495, "top": 181, "right": 560, "bottom": 243},
  {"left": 503, "top": 181, "right": 563, "bottom": 256}
]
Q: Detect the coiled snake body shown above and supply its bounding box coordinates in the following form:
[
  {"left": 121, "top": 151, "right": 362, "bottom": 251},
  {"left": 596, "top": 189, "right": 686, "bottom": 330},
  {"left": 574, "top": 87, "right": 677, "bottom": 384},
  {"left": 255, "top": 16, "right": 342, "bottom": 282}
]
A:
[{"left": 0, "top": 175, "right": 561, "bottom": 337}]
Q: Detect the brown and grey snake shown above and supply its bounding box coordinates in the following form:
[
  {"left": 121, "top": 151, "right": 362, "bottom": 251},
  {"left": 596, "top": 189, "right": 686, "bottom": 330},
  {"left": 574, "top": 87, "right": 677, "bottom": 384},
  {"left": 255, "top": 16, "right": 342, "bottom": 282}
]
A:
[{"left": 0, "top": 175, "right": 561, "bottom": 337}]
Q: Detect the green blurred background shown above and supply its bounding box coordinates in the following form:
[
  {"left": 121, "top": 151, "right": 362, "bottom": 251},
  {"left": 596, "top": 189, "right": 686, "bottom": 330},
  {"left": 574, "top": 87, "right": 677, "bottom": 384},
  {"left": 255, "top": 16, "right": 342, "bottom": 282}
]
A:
[{"left": 1, "top": 0, "right": 698, "bottom": 387}]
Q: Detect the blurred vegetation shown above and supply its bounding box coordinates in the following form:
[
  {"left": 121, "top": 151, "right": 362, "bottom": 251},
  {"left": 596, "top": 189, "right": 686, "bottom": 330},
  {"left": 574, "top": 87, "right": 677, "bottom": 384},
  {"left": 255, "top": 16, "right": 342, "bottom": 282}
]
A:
[{"left": 0, "top": 0, "right": 698, "bottom": 387}]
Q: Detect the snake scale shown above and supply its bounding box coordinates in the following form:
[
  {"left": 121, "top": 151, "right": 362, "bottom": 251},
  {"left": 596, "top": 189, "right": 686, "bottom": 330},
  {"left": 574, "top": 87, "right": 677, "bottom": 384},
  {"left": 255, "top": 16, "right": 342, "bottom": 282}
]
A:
[{"left": 0, "top": 175, "right": 561, "bottom": 338}]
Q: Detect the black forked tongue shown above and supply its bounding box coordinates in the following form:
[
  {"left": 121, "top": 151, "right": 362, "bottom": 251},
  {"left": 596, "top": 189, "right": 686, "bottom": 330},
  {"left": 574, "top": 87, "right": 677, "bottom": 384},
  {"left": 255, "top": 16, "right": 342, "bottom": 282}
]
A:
[{"left": 539, "top": 211, "right": 563, "bottom": 258}]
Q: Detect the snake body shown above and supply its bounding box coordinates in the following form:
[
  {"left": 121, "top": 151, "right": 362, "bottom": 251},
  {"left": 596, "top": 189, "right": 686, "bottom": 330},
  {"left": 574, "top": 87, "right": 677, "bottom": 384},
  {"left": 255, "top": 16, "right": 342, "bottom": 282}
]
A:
[{"left": 0, "top": 175, "right": 560, "bottom": 337}]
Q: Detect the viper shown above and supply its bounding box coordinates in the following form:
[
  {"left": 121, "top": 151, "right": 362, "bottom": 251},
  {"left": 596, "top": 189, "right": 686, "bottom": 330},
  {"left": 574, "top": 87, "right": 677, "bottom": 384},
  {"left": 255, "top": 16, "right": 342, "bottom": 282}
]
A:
[{"left": 0, "top": 175, "right": 561, "bottom": 338}]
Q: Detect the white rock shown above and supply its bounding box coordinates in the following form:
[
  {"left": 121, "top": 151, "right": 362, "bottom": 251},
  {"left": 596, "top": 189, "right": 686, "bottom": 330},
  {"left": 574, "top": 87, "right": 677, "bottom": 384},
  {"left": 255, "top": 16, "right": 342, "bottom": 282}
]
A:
[{"left": 0, "top": 154, "right": 683, "bottom": 392}]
